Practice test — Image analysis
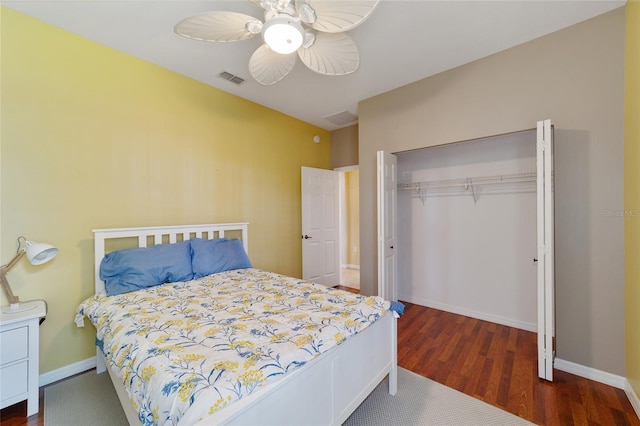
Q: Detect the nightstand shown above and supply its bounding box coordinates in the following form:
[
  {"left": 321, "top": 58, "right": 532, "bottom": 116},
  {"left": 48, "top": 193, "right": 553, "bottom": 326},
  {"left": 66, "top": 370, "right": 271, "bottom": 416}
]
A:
[{"left": 0, "top": 300, "right": 47, "bottom": 416}]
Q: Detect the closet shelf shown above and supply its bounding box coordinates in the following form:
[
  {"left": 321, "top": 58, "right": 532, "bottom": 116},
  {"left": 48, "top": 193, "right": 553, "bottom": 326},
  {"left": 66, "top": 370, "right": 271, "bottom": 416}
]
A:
[{"left": 398, "top": 172, "right": 537, "bottom": 203}]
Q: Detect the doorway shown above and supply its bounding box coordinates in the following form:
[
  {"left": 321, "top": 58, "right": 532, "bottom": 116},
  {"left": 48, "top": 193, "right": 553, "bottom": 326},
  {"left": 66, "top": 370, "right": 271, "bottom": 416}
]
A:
[
  {"left": 301, "top": 166, "right": 360, "bottom": 290},
  {"left": 338, "top": 167, "right": 360, "bottom": 291}
]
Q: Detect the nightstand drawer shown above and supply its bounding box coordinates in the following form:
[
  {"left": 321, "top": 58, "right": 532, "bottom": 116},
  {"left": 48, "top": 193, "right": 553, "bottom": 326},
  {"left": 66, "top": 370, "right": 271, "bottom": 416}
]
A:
[
  {"left": 0, "top": 300, "right": 46, "bottom": 416},
  {"left": 0, "top": 326, "right": 28, "bottom": 365},
  {"left": 0, "top": 360, "right": 28, "bottom": 402}
]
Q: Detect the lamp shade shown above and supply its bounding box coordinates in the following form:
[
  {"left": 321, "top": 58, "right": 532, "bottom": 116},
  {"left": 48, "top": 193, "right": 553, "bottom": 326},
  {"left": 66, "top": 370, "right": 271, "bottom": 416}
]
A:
[
  {"left": 25, "top": 240, "right": 58, "bottom": 265},
  {"left": 263, "top": 16, "right": 304, "bottom": 54}
]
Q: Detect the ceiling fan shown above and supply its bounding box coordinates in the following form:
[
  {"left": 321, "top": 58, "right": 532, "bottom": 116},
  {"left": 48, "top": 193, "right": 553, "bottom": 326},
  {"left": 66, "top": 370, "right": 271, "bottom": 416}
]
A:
[{"left": 174, "top": 0, "right": 380, "bottom": 86}]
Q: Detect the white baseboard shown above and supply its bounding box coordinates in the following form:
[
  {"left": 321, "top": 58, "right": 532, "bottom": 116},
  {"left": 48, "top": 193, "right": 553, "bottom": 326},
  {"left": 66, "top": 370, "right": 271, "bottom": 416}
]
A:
[
  {"left": 553, "top": 358, "right": 626, "bottom": 389},
  {"left": 399, "top": 295, "right": 537, "bottom": 332},
  {"left": 625, "top": 380, "right": 640, "bottom": 419},
  {"left": 39, "top": 356, "right": 97, "bottom": 387},
  {"left": 341, "top": 264, "right": 360, "bottom": 270}
]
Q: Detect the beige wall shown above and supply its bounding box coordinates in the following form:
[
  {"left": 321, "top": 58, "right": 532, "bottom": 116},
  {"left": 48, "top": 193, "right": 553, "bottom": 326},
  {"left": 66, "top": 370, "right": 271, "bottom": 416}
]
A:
[
  {"left": 625, "top": 0, "right": 640, "bottom": 398},
  {"left": 359, "top": 8, "right": 625, "bottom": 375},
  {"left": 331, "top": 124, "right": 359, "bottom": 168},
  {"left": 0, "top": 8, "right": 330, "bottom": 374}
]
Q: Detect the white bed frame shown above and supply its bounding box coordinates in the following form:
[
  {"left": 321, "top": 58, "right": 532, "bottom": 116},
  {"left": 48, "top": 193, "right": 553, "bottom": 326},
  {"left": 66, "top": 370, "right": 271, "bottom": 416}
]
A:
[{"left": 92, "top": 223, "right": 397, "bottom": 425}]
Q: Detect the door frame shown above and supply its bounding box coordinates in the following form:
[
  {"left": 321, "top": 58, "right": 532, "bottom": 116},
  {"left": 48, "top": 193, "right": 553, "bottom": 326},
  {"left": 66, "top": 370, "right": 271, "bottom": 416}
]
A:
[{"left": 335, "top": 165, "right": 359, "bottom": 287}]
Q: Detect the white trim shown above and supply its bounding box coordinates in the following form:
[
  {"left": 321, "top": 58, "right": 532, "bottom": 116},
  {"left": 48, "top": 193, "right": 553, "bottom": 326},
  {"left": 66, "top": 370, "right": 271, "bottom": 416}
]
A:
[
  {"left": 554, "top": 358, "right": 626, "bottom": 389},
  {"left": 39, "top": 356, "right": 96, "bottom": 387},
  {"left": 625, "top": 380, "right": 640, "bottom": 419},
  {"left": 339, "top": 170, "right": 347, "bottom": 286},
  {"left": 336, "top": 166, "right": 359, "bottom": 288},
  {"left": 341, "top": 264, "right": 360, "bottom": 270},
  {"left": 400, "top": 295, "right": 537, "bottom": 333}
]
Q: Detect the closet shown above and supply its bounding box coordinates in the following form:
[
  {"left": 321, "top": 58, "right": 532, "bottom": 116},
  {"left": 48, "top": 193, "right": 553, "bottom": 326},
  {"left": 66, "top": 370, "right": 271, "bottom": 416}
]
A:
[
  {"left": 396, "top": 130, "right": 537, "bottom": 331},
  {"left": 378, "top": 121, "right": 555, "bottom": 380}
]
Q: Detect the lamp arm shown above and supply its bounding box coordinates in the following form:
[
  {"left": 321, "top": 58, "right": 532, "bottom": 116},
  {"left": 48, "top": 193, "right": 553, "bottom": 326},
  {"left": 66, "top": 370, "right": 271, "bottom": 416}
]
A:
[
  {"left": 2, "top": 249, "right": 25, "bottom": 272},
  {"left": 0, "top": 251, "right": 25, "bottom": 305},
  {"left": 0, "top": 268, "right": 19, "bottom": 305}
]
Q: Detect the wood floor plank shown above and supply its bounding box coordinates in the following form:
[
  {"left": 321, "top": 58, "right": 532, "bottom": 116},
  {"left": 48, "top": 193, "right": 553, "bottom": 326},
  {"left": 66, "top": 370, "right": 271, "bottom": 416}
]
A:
[{"left": 496, "top": 349, "right": 515, "bottom": 407}]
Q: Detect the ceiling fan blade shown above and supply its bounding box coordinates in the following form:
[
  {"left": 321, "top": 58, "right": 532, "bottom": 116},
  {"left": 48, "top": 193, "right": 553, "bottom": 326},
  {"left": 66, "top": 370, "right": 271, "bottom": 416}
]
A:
[
  {"left": 174, "top": 11, "right": 262, "bottom": 42},
  {"left": 296, "top": 0, "right": 380, "bottom": 33},
  {"left": 298, "top": 32, "right": 359, "bottom": 76},
  {"left": 249, "top": 44, "right": 297, "bottom": 85}
]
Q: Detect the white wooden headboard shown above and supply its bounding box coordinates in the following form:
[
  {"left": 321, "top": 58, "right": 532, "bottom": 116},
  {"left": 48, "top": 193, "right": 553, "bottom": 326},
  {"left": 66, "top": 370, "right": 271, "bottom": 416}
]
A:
[{"left": 93, "top": 223, "right": 249, "bottom": 294}]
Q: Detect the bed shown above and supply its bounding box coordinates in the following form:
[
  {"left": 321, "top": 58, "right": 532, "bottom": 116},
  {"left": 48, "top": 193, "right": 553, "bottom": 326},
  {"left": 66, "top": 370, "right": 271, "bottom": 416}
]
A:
[{"left": 75, "top": 223, "right": 397, "bottom": 425}]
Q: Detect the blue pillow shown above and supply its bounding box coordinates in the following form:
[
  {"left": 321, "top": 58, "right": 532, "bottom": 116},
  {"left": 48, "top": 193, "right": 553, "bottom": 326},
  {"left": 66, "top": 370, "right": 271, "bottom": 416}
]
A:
[
  {"left": 190, "top": 238, "right": 252, "bottom": 278},
  {"left": 100, "top": 241, "right": 193, "bottom": 296}
]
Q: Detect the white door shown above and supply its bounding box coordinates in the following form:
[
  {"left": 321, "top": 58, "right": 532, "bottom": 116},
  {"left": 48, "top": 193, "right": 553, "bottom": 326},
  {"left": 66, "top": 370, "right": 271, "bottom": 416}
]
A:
[
  {"left": 301, "top": 167, "right": 340, "bottom": 286},
  {"left": 536, "top": 119, "right": 555, "bottom": 381},
  {"left": 377, "top": 151, "right": 397, "bottom": 301}
]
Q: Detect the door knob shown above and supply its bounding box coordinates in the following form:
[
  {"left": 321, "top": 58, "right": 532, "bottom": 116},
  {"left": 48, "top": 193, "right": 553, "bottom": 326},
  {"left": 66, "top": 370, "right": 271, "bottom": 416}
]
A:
[{"left": 303, "top": 235, "right": 312, "bottom": 239}]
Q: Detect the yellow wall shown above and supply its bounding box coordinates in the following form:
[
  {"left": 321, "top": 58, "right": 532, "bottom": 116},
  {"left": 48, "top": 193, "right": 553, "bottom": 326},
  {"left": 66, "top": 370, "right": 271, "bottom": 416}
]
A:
[
  {"left": 625, "top": 0, "right": 640, "bottom": 399},
  {"left": 345, "top": 170, "right": 360, "bottom": 266},
  {"left": 0, "top": 7, "right": 330, "bottom": 374}
]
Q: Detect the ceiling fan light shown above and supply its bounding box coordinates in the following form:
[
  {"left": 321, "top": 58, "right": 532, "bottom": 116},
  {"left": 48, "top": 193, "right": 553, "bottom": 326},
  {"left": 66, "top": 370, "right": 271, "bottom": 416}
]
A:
[{"left": 263, "top": 17, "right": 304, "bottom": 54}]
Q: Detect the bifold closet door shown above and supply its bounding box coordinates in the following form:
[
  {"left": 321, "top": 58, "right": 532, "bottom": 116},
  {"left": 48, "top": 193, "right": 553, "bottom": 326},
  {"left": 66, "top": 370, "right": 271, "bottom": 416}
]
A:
[
  {"left": 377, "top": 151, "right": 397, "bottom": 302},
  {"left": 536, "top": 119, "right": 555, "bottom": 381}
]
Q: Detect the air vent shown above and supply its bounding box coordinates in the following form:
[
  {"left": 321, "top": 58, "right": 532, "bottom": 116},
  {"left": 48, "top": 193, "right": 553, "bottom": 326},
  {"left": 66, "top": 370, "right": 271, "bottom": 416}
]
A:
[
  {"left": 323, "top": 110, "right": 358, "bottom": 126},
  {"left": 219, "top": 71, "right": 246, "bottom": 85}
]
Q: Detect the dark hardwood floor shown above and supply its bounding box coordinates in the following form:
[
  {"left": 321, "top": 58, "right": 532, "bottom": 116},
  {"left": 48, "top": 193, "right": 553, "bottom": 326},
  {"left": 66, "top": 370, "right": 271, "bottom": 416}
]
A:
[
  {"left": 397, "top": 301, "right": 639, "bottom": 426},
  {"left": 0, "top": 388, "right": 44, "bottom": 426},
  {"left": 2, "top": 296, "right": 638, "bottom": 425}
]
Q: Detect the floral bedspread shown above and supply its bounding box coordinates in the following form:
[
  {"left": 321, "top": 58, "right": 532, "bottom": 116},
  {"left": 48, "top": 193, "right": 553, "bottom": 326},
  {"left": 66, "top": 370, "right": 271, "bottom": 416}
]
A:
[{"left": 75, "top": 268, "right": 390, "bottom": 425}]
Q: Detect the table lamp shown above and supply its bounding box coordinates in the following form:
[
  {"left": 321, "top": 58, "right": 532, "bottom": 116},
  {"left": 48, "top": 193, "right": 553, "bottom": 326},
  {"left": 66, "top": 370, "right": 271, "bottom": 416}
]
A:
[{"left": 1, "top": 236, "right": 58, "bottom": 314}]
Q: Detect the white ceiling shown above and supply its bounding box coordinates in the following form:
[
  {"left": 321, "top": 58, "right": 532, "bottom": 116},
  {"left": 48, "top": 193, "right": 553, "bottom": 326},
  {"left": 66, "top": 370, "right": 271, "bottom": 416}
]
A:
[{"left": 3, "top": 0, "right": 625, "bottom": 130}]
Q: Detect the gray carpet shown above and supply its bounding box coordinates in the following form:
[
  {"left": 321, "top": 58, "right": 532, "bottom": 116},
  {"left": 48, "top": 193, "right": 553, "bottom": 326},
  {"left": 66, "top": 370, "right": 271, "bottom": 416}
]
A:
[
  {"left": 45, "top": 368, "right": 534, "bottom": 425},
  {"left": 45, "top": 370, "right": 128, "bottom": 426},
  {"left": 345, "top": 368, "right": 534, "bottom": 426}
]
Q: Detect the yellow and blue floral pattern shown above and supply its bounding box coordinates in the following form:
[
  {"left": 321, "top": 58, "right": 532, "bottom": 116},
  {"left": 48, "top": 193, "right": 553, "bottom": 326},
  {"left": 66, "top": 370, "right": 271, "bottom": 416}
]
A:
[{"left": 76, "top": 268, "right": 389, "bottom": 425}]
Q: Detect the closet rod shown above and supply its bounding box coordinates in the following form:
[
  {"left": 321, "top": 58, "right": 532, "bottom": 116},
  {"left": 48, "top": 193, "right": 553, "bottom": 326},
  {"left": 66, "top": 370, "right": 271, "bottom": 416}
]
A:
[{"left": 397, "top": 171, "right": 536, "bottom": 192}]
